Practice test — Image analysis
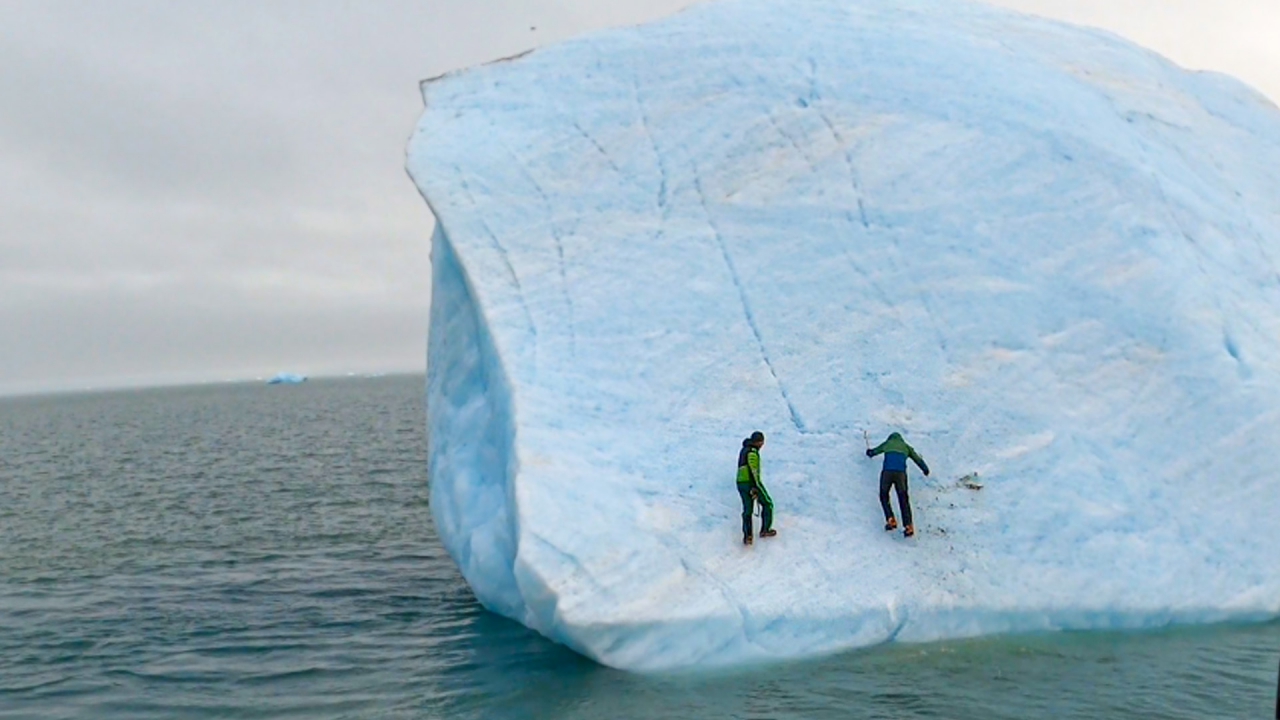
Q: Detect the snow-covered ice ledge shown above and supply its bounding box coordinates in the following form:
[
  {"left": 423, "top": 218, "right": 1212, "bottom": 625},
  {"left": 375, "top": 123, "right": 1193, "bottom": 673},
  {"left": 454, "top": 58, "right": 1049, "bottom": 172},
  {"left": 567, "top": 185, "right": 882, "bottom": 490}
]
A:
[{"left": 407, "top": 0, "right": 1280, "bottom": 671}]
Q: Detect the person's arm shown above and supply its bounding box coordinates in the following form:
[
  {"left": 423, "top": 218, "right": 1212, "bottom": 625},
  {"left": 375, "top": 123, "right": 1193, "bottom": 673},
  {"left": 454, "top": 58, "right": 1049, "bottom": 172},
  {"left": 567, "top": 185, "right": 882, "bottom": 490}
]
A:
[
  {"left": 749, "top": 449, "right": 761, "bottom": 483},
  {"left": 866, "top": 440, "right": 886, "bottom": 458},
  {"left": 909, "top": 449, "right": 930, "bottom": 476}
]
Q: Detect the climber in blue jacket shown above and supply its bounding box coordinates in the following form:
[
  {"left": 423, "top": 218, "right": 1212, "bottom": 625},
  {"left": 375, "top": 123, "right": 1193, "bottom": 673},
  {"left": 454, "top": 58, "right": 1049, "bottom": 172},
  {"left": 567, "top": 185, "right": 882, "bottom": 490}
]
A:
[{"left": 866, "top": 432, "right": 929, "bottom": 538}]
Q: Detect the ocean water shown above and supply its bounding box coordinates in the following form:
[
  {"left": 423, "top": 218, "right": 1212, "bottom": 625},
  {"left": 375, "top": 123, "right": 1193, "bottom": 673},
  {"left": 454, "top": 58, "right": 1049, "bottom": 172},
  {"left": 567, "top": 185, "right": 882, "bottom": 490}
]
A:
[{"left": 1, "top": 374, "right": 1276, "bottom": 719}]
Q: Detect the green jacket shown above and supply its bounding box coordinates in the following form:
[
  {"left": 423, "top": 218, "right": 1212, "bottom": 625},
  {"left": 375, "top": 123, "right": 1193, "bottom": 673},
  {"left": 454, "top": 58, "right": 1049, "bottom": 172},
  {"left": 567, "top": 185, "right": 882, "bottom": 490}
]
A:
[
  {"left": 736, "top": 440, "right": 772, "bottom": 506},
  {"left": 736, "top": 445, "right": 760, "bottom": 485}
]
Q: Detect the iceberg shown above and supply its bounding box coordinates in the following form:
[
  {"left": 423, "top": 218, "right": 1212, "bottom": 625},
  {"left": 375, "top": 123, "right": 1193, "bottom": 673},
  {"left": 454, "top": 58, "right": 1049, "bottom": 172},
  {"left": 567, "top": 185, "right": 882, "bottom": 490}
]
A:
[
  {"left": 267, "top": 373, "right": 307, "bottom": 385},
  {"left": 406, "top": 0, "right": 1280, "bottom": 671}
]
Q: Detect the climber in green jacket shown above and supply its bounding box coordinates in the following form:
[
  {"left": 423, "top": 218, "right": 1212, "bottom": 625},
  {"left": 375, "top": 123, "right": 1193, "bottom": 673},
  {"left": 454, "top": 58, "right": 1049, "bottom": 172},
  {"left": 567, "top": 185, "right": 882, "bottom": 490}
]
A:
[
  {"left": 736, "top": 431, "right": 775, "bottom": 545},
  {"left": 866, "top": 431, "right": 929, "bottom": 538}
]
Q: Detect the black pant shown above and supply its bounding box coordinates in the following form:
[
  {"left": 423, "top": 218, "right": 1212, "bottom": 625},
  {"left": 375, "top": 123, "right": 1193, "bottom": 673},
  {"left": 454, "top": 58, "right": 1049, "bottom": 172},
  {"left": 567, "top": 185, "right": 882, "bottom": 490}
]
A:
[
  {"left": 738, "top": 482, "right": 772, "bottom": 537},
  {"left": 879, "top": 470, "right": 913, "bottom": 527}
]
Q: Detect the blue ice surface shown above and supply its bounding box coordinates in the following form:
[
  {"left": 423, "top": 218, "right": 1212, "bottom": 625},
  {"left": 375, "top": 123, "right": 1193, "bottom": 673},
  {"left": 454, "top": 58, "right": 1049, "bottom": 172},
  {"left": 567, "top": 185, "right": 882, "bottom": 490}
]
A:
[
  {"left": 267, "top": 373, "right": 307, "bottom": 385},
  {"left": 406, "top": 0, "right": 1280, "bottom": 672}
]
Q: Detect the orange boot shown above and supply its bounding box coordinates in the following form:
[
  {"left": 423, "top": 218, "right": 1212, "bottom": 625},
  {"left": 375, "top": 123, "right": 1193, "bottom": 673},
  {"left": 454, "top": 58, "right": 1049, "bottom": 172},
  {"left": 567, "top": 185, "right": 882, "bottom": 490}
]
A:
[{"left": 884, "top": 517, "right": 898, "bottom": 532}]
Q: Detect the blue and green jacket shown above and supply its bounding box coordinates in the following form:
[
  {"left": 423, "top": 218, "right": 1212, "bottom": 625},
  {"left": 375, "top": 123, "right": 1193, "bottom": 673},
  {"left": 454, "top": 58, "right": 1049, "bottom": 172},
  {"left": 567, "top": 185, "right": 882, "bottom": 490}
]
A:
[{"left": 868, "top": 432, "right": 929, "bottom": 475}]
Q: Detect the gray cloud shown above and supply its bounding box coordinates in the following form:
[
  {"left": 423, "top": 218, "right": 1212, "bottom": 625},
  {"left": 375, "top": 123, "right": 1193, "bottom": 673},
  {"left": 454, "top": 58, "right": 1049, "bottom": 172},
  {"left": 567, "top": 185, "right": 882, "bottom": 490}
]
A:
[
  {"left": 0, "top": 0, "right": 1274, "bottom": 395},
  {"left": 0, "top": 0, "right": 706, "bottom": 395},
  {"left": 987, "top": 0, "right": 1280, "bottom": 104}
]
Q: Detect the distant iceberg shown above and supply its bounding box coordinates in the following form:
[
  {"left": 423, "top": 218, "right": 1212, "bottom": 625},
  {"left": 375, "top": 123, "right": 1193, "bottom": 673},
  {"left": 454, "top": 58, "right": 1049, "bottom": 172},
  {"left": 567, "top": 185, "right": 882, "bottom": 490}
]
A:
[
  {"left": 267, "top": 373, "right": 307, "bottom": 385},
  {"left": 407, "top": 0, "right": 1280, "bottom": 671}
]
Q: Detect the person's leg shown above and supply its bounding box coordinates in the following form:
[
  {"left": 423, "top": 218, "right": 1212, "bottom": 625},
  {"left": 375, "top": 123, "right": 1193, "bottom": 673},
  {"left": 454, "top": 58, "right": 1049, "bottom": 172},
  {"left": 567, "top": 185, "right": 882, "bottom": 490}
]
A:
[
  {"left": 738, "top": 483, "right": 754, "bottom": 539},
  {"left": 879, "top": 471, "right": 895, "bottom": 522},
  {"left": 756, "top": 482, "right": 774, "bottom": 533},
  {"left": 895, "top": 473, "right": 913, "bottom": 528}
]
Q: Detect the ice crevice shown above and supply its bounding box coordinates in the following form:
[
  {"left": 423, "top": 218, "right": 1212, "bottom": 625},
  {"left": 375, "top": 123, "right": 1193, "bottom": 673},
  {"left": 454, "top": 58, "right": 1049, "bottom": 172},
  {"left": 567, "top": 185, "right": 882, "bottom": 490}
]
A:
[
  {"left": 692, "top": 164, "right": 809, "bottom": 434},
  {"left": 454, "top": 165, "right": 539, "bottom": 344},
  {"left": 766, "top": 109, "right": 820, "bottom": 175},
  {"left": 631, "top": 72, "right": 671, "bottom": 217},
  {"left": 818, "top": 108, "right": 872, "bottom": 230},
  {"left": 572, "top": 120, "right": 625, "bottom": 178},
  {"left": 809, "top": 57, "right": 870, "bottom": 230},
  {"left": 500, "top": 143, "right": 579, "bottom": 356}
]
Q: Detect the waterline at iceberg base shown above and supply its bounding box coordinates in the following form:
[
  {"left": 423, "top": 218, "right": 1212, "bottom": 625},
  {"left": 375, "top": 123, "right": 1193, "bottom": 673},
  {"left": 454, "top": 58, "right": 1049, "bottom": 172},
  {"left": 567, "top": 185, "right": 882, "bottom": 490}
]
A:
[{"left": 406, "top": 0, "right": 1280, "bottom": 671}]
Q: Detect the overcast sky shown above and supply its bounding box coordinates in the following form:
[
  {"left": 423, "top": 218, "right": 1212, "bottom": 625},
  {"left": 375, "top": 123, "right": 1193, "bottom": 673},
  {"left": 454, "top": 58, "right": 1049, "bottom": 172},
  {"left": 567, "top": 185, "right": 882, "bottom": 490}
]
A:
[{"left": 1, "top": 0, "right": 1277, "bottom": 395}]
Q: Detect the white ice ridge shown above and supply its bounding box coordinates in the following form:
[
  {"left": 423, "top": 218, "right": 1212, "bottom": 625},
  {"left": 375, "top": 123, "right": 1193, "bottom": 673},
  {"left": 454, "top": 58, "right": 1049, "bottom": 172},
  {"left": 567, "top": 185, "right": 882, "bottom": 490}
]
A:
[{"left": 407, "top": 0, "right": 1280, "bottom": 671}]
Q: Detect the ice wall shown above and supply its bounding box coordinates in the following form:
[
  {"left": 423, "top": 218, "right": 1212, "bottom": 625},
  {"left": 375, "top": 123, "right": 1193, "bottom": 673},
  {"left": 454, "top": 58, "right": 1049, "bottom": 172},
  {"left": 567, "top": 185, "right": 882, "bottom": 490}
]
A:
[{"left": 407, "top": 0, "right": 1280, "bottom": 671}]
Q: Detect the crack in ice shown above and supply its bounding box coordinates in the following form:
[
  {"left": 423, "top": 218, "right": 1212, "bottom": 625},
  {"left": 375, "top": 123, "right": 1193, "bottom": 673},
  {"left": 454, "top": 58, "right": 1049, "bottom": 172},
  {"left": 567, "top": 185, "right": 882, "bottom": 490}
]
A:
[
  {"left": 690, "top": 163, "right": 809, "bottom": 434},
  {"left": 455, "top": 165, "right": 538, "bottom": 343}
]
